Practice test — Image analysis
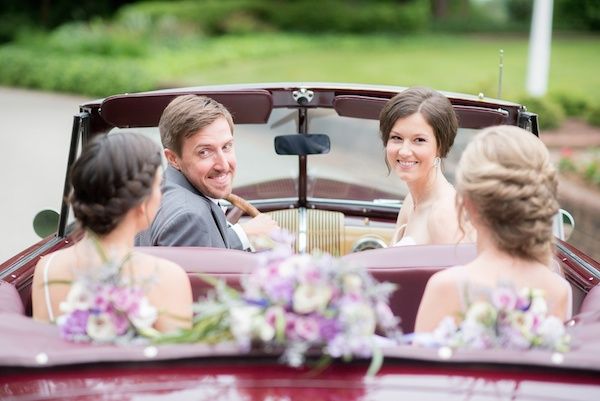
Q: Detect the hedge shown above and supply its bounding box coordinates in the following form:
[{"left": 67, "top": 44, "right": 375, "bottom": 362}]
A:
[{"left": 0, "top": 46, "right": 156, "bottom": 97}]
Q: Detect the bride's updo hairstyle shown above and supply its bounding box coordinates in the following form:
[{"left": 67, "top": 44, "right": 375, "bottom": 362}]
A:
[
  {"left": 69, "top": 132, "right": 162, "bottom": 235},
  {"left": 456, "top": 125, "right": 559, "bottom": 264}
]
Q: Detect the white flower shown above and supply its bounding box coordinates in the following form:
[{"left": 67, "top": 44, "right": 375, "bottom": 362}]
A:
[
  {"left": 255, "top": 315, "right": 276, "bottom": 342},
  {"left": 465, "top": 301, "right": 497, "bottom": 326},
  {"left": 375, "top": 301, "right": 398, "bottom": 330},
  {"left": 130, "top": 297, "right": 158, "bottom": 330},
  {"left": 510, "top": 310, "right": 536, "bottom": 339},
  {"left": 537, "top": 316, "right": 566, "bottom": 346},
  {"left": 293, "top": 284, "right": 332, "bottom": 314},
  {"left": 340, "top": 302, "right": 376, "bottom": 336},
  {"left": 529, "top": 295, "right": 549, "bottom": 316},
  {"left": 87, "top": 313, "right": 118, "bottom": 342},
  {"left": 432, "top": 316, "right": 459, "bottom": 344},
  {"left": 343, "top": 274, "right": 363, "bottom": 294},
  {"left": 278, "top": 255, "right": 311, "bottom": 279},
  {"left": 59, "top": 281, "right": 94, "bottom": 313},
  {"left": 229, "top": 305, "right": 261, "bottom": 341},
  {"left": 460, "top": 319, "right": 492, "bottom": 348}
]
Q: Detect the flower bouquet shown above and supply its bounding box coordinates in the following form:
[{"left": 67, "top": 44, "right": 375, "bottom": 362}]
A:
[
  {"left": 422, "top": 284, "right": 570, "bottom": 353},
  {"left": 57, "top": 250, "right": 159, "bottom": 344},
  {"left": 159, "top": 231, "right": 402, "bottom": 373}
]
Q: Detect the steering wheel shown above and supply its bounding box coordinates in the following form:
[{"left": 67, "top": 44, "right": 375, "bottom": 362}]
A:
[{"left": 225, "top": 193, "right": 260, "bottom": 224}]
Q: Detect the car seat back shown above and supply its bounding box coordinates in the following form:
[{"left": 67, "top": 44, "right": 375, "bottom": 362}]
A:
[{"left": 0, "top": 280, "right": 25, "bottom": 315}]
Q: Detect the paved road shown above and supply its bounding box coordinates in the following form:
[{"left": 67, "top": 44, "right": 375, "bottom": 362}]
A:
[{"left": 0, "top": 87, "right": 90, "bottom": 263}]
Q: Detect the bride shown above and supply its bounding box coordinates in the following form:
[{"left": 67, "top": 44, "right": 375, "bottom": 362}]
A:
[{"left": 379, "top": 87, "right": 473, "bottom": 246}]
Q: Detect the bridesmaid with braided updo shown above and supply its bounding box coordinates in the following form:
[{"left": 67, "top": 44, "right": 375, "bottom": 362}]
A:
[
  {"left": 415, "top": 125, "right": 572, "bottom": 333},
  {"left": 32, "top": 132, "right": 192, "bottom": 332}
]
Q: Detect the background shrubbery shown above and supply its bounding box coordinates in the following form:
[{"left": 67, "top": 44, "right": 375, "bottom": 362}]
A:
[
  {"left": 0, "top": 46, "right": 155, "bottom": 95},
  {"left": 0, "top": 0, "right": 599, "bottom": 124}
]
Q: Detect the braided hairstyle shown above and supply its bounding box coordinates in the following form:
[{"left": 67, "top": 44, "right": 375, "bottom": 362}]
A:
[
  {"left": 69, "top": 132, "right": 162, "bottom": 236},
  {"left": 456, "top": 125, "right": 559, "bottom": 264}
]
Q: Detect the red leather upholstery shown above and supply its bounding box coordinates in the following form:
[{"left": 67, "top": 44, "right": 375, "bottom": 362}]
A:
[
  {"left": 342, "top": 244, "right": 477, "bottom": 332},
  {"left": 137, "top": 247, "right": 258, "bottom": 301},
  {"left": 0, "top": 281, "right": 25, "bottom": 315},
  {"left": 137, "top": 244, "right": 477, "bottom": 333}
]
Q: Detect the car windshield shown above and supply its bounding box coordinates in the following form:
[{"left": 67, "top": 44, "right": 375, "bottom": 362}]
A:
[{"left": 111, "top": 107, "right": 479, "bottom": 204}]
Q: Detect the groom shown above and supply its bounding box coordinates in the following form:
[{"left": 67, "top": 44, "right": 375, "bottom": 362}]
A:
[{"left": 136, "top": 94, "right": 278, "bottom": 250}]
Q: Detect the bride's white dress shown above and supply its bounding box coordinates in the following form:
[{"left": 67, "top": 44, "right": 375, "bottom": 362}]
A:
[{"left": 393, "top": 236, "right": 417, "bottom": 246}]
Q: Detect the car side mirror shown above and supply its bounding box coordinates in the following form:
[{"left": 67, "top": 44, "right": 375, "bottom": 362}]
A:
[
  {"left": 553, "top": 208, "right": 575, "bottom": 241},
  {"left": 274, "top": 134, "right": 330, "bottom": 156},
  {"left": 33, "top": 209, "right": 59, "bottom": 238}
]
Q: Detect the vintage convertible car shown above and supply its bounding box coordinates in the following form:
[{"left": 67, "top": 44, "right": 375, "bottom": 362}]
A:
[{"left": 1, "top": 83, "right": 599, "bottom": 400}]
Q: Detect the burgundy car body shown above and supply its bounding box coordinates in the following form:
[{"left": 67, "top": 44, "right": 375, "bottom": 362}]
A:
[{"left": 1, "top": 83, "right": 599, "bottom": 400}]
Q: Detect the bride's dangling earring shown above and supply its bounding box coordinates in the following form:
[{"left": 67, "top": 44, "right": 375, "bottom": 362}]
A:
[{"left": 434, "top": 156, "right": 441, "bottom": 168}]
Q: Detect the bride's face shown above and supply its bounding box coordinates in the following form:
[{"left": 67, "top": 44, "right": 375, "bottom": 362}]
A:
[{"left": 385, "top": 112, "right": 438, "bottom": 183}]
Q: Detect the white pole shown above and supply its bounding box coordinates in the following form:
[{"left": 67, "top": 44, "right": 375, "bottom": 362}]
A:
[{"left": 526, "top": 0, "right": 554, "bottom": 97}]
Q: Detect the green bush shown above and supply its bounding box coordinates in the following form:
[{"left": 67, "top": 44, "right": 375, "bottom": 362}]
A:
[
  {"left": 0, "top": 46, "right": 156, "bottom": 97},
  {"left": 583, "top": 160, "right": 600, "bottom": 186},
  {"left": 586, "top": 103, "right": 600, "bottom": 127},
  {"left": 550, "top": 92, "right": 590, "bottom": 117},
  {"left": 558, "top": 154, "right": 577, "bottom": 173},
  {"left": 431, "top": 0, "right": 530, "bottom": 33},
  {"left": 518, "top": 96, "right": 565, "bottom": 131},
  {"left": 554, "top": 0, "right": 600, "bottom": 31},
  {"left": 44, "top": 21, "right": 149, "bottom": 57},
  {"left": 266, "top": 0, "right": 429, "bottom": 34},
  {"left": 117, "top": 0, "right": 429, "bottom": 36}
]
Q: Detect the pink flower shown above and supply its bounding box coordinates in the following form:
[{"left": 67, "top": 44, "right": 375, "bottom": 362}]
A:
[
  {"left": 293, "top": 316, "right": 321, "bottom": 342},
  {"left": 560, "top": 147, "right": 573, "bottom": 158},
  {"left": 58, "top": 309, "right": 90, "bottom": 341},
  {"left": 491, "top": 287, "right": 518, "bottom": 311}
]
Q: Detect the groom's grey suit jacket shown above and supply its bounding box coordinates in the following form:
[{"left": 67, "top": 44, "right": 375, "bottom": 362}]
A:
[{"left": 135, "top": 167, "right": 243, "bottom": 249}]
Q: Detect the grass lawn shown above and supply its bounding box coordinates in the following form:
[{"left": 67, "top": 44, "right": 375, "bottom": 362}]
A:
[{"left": 164, "top": 33, "right": 600, "bottom": 104}]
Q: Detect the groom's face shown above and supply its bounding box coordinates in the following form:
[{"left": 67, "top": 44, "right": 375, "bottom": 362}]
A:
[{"left": 165, "top": 116, "right": 236, "bottom": 199}]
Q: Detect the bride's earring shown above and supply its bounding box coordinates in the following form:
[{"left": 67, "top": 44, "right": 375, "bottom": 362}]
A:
[{"left": 433, "top": 157, "right": 441, "bottom": 168}]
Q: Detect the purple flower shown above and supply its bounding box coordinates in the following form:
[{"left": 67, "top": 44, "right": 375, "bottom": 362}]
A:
[
  {"left": 114, "top": 287, "right": 142, "bottom": 313},
  {"left": 263, "top": 277, "right": 295, "bottom": 305},
  {"left": 318, "top": 317, "right": 340, "bottom": 341},
  {"left": 59, "top": 310, "right": 90, "bottom": 340}
]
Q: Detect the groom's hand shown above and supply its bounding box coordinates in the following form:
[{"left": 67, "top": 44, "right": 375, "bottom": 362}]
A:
[{"left": 240, "top": 213, "right": 279, "bottom": 238}]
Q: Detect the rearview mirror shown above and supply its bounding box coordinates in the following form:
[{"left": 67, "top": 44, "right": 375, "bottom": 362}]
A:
[{"left": 274, "top": 134, "right": 330, "bottom": 156}]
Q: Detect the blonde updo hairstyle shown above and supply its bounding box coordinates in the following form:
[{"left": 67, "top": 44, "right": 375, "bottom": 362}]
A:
[{"left": 456, "top": 125, "right": 559, "bottom": 265}]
